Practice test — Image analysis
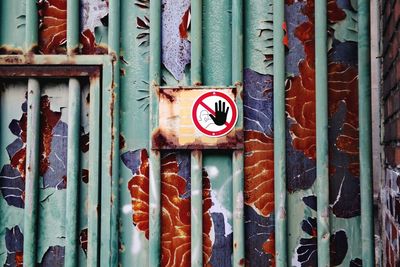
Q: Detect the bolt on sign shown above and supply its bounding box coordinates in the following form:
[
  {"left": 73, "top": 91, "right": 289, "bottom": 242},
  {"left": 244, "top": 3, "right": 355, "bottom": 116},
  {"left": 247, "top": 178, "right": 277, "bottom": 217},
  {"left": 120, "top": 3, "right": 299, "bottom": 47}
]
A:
[{"left": 153, "top": 87, "right": 243, "bottom": 149}]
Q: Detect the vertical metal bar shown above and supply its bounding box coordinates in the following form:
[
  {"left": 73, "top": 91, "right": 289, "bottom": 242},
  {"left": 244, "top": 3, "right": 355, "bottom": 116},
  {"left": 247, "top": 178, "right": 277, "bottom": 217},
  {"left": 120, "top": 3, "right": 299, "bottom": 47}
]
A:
[
  {"left": 191, "top": 1, "right": 203, "bottom": 267},
  {"left": 65, "top": 78, "right": 81, "bottom": 267},
  {"left": 67, "top": 0, "right": 80, "bottom": 54},
  {"left": 109, "top": 0, "right": 121, "bottom": 265},
  {"left": 191, "top": 0, "right": 202, "bottom": 85},
  {"left": 190, "top": 150, "right": 203, "bottom": 267},
  {"left": 25, "top": 0, "right": 38, "bottom": 51},
  {"left": 23, "top": 4, "right": 39, "bottom": 265},
  {"left": 358, "top": 0, "right": 374, "bottom": 265},
  {"left": 273, "top": 0, "right": 287, "bottom": 265},
  {"left": 149, "top": 0, "right": 162, "bottom": 265},
  {"left": 315, "top": 1, "right": 330, "bottom": 266},
  {"left": 23, "top": 79, "right": 40, "bottom": 267},
  {"left": 232, "top": 0, "right": 244, "bottom": 266},
  {"left": 88, "top": 76, "right": 101, "bottom": 267}
]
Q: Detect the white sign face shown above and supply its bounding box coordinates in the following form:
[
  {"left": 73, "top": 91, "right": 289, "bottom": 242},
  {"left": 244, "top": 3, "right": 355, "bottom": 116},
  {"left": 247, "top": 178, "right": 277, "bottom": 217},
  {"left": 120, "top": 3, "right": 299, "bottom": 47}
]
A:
[{"left": 191, "top": 91, "right": 238, "bottom": 137}]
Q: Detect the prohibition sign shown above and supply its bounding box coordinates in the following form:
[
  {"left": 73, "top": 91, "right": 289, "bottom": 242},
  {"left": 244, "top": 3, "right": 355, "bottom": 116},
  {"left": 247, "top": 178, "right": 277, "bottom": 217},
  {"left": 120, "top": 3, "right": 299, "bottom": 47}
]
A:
[{"left": 191, "top": 91, "right": 238, "bottom": 137}]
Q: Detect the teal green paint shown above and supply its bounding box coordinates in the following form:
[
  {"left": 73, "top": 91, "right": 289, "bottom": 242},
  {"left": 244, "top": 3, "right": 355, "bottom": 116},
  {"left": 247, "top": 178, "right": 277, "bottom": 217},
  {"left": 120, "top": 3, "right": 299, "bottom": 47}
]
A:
[
  {"left": 25, "top": 0, "right": 38, "bottom": 50},
  {"left": 273, "top": 0, "right": 287, "bottom": 265},
  {"left": 244, "top": 0, "right": 273, "bottom": 75},
  {"left": 119, "top": 0, "right": 150, "bottom": 264},
  {"left": 191, "top": 0, "right": 202, "bottom": 85},
  {"left": 315, "top": 1, "right": 330, "bottom": 266},
  {"left": 78, "top": 82, "right": 91, "bottom": 267},
  {"left": 65, "top": 78, "right": 81, "bottom": 267},
  {"left": 37, "top": 188, "right": 67, "bottom": 261},
  {"left": 105, "top": 0, "right": 121, "bottom": 265},
  {"left": 358, "top": 0, "right": 374, "bottom": 265},
  {"left": 202, "top": 1, "right": 234, "bottom": 263},
  {"left": 88, "top": 77, "right": 101, "bottom": 267},
  {"left": 149, "top": 0, "right": 162, "bottom": 266},
  {"left": 232, "top": 0, "right": 244, "bottom": 265},
  {"left": 67, "top": 0, "right": 79, "bottom": 54},
  {"left": 190, "top": 1, "right": 203, "bottom": 266},
  {"left": 203, "top": 0, "right": 232, "bottom": 86},
  {"left": 190, "top": 151, "right": 203, "bottom": 267},
  {"left": 0, "top": 0, "right": 25, "bottom": 50},
  {"left": 23, "top": 79, "right": 41, "bottom": 267},
  {"left": 0, "top": 83, "right": 26, "bottom": 265}
]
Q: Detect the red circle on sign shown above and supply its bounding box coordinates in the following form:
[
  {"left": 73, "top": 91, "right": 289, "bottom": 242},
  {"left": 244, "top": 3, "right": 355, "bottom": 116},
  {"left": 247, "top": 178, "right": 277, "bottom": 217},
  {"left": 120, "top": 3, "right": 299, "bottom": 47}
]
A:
[{"left": 191, "top": 91, "right": 238, "bottom": 137}]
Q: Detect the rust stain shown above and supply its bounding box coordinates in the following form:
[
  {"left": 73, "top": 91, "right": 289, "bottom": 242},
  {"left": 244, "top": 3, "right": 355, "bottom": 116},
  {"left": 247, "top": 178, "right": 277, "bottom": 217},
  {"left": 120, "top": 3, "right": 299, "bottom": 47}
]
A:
[
  {"left": 239, "top": 258, "right": 245, "bottom": 266},
  {"left": 0, "top": 46, "right": 23, "bottom": 55},
  {"left": 159, "top": 90, "right": 176, "bottom": 103}
]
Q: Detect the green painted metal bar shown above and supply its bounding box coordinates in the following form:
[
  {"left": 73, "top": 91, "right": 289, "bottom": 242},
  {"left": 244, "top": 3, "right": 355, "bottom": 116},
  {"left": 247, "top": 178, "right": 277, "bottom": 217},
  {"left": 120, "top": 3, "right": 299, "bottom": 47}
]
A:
[
  {"left": 65, "top": 78, "right": 81, "bottom": 267},
  {"left": 191, "top": 0, "right": 202, "bottom": 85},
  {"left": 190, "top": 1, "right": 203, "bottom": 266},
  {"left": 358, "top": 0, "right": 374, "bottom": 265},
  {"left": 0, "top": 55, "right": 110, "bottom": 65},
  {"left": 25, "top": 0, "right": 38, "bottom": 51},
  {"left": 109, "top": 0, "right": 121, "bottom": 265},
  {"left": 23, "top": 78, "right": 41, "bottom": 267},
  {"left": 315, "top": 1, "right": 330, "bottom": 266},
  {"left": 149, "top": 0, "right": 162, "bottom": 265},
  {"left": 232, "top": 0, "right": 244, "bottom": 266},
  {"left": 273, "top": 0, "right": 287, "bottom": 265},
  {"left": 88, "top": 76, "right": 101, "bottom": 267},
  {"left": 100, "top": 53, "right": 113, "bottom": 267},
  {"left": 190, "top": 150, "right": 203, "bottom": 267},
  {"left": 67, "top": 0, "right": 79, "bottom": 54}
]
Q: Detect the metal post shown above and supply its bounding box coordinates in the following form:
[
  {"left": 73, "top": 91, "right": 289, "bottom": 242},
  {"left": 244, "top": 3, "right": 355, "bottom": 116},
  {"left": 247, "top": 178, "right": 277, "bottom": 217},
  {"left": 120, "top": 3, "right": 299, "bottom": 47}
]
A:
[
  {"left": 87, "top": 77, "right": 101, "bottom": 267},
  {"left": 149, "top": 0, "right": 162, "bottom": 265},
  {"left": 25, "top": 0, "right": 38, "bottom": 51},
  {"left": 23, "top": 2, "right": 40, "bottom": 266},
  {"left": 232, "top": 0, "right": 245, "bottom": 266},
  {"left": 358, "top": 0, "right": 374, "bottom": 265},
  {"left": 315, "top": 1, "right": 330, "bottom": 266},
  {"left": 23, "top": 79, "right": 41, "bottom": 267},
  {"left": 109, "top": 0, "right": 121, "bottom": 265},
  {"left": 191, "top": 1, "right": 203, "bottom": 266},
  {"left": 65, "top": 78, "right": 81, "bottom": 267},
  {"left": 67, "top": 0, "right": 80, "bottom": 54},
  {"left": 273, "top": 0, "right": 287, "bottom": 265}
]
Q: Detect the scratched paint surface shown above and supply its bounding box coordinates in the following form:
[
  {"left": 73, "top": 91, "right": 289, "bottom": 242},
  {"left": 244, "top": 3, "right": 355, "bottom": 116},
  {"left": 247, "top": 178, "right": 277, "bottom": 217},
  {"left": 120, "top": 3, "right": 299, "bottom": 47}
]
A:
[
  {"left": 37, "top": 0, "right": 109, "bottom": 54},
  {"left": 0, "top": 80, "right": 91, "bottom": 266},
  {"left": 0, "top": 0, "right": 364, "bottom": 266},
  {"left": 285, "top": 0, "right": 361, "bottom": 266}
]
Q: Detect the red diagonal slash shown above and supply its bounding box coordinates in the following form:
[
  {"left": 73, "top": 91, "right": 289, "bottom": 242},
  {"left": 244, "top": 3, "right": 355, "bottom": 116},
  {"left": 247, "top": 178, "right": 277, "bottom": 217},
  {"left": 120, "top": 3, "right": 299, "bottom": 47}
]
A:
[{"left": 199, "top": 101, "right": 229, "bottom": 127}]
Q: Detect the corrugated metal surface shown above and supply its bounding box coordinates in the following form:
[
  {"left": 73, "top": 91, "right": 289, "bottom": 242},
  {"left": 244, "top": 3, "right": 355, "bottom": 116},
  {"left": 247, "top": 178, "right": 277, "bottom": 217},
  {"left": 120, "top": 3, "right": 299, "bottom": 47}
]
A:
[{"left": 0, "top": 0, "right": 374, "bottom": 266}]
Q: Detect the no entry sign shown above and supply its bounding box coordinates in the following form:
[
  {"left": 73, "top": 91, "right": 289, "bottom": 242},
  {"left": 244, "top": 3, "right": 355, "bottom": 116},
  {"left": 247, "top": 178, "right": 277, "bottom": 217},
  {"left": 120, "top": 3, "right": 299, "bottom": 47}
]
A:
[{"left": 191, "top": 91, "right": 238, "bottom": 137}]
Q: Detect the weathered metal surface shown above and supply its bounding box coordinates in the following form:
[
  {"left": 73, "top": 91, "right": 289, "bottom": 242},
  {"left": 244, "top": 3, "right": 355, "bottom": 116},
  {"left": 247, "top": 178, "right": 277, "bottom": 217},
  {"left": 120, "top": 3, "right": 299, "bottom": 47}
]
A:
[
  {"left": 154, "top": 87, "right": 243, "bottom": 150},
  {"left": 0, "top": 0, "right": 372, "bottom": 266}
]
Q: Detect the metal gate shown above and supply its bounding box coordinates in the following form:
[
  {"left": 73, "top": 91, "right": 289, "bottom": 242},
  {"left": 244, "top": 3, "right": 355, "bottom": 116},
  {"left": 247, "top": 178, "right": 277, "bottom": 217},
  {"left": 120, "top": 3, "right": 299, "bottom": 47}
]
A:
[{"left": 0, "top": 0, "right": 374, "bottom": 266}]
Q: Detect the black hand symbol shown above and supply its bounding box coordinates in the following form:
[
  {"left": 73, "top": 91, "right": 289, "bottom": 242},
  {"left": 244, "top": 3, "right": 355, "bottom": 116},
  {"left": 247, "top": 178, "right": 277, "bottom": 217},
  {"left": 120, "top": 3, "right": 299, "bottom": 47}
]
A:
[{"left": 209, "top": 100, "right": 229, "bottom": 126}]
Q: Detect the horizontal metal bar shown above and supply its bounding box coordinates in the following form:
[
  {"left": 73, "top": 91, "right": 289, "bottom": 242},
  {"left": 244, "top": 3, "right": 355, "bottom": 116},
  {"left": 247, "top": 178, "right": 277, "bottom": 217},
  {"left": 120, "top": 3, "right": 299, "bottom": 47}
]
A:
[
  {"left": 0, "top": 55, "right": 110, "bottom": 65},
  {"left": 0, "top": 66, "right": 100, "bottom": 78},
  {"left": 65, "top": 78, "right": 81, "bottom": 267},
  {"left": 23, "top": 78, "right": 41, "bottom": 267},
  {"left": 159, "top": 85, "right": 236, "bottom": 90},
  {"left": 358, "top": 0, "right": 374, "bottom": 265},
  {"left": 315, "top": 0, "right": 330, "bottom": 266},
  {"left": 273, "top": 0, "right": 288, "bottom": 265},
  {"left": 87, "top": 76, "right": 101, "bottom": 267}
]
